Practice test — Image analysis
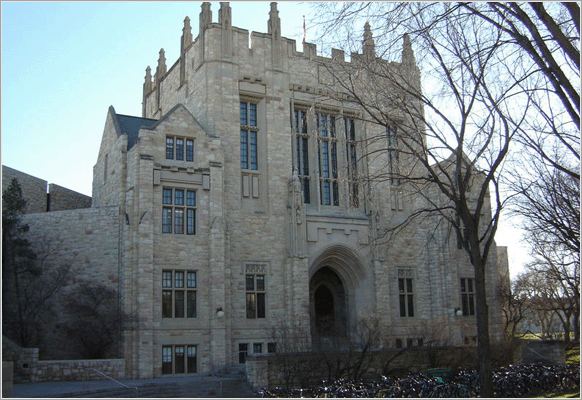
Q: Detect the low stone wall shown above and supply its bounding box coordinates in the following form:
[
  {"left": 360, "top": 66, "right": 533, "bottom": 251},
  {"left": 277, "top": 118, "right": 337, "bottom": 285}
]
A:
[
  {"left": 33, "top": 359, "right": 126, "bottom": 382},
  {"left": 3, "top": 338, "right": 125, "bottom": 383},
  {"left": 519, "top": 340, "right": 565, "bottom": 365}
]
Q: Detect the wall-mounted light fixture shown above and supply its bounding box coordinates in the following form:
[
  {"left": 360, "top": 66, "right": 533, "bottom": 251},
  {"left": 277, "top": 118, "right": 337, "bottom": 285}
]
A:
[
  {"left": 216, "top": 307, "right": 225, "bottom": 319},
  {"left": 454, "top": 307, "right": 463, "bottom": 316}
]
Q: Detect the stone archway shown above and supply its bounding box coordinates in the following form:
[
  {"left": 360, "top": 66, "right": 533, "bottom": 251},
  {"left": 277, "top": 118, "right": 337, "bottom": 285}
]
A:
[
  {"left": 308, "top": 244, "right": 372, "bottom": 342},
  {"left": 310, "top": 267, "right": 347, "bottom": 338}
]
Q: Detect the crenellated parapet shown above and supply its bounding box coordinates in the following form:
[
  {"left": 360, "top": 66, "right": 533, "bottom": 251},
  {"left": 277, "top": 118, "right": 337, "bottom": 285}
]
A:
[{"left": 141, "top": 2, "right": 421, "bottom": 119}]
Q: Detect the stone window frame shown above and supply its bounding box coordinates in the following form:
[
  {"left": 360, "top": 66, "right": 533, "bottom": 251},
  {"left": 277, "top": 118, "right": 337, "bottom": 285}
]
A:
[
  {"left": 460, "top": 277, "right": 476, "bottom": 316},
  {"left": 161, "top": 344, "right": 197, "bottom": 374},
  {"left": 316, "top": 111, "right": 340, "bottom": 206},
  {"left": 162, "top": 269, "right": 197, "bottom": 319},
  {"left": 397, "top": 268, "right": 415, "bottom": 318},
  {"left": 293, "top": 108, "right": 311, "bottom": 204},
  {"left": 290, "top": 103, "right": 362, "bottom": 210},
  {"left": 244, "top": 262, "right": 269, "bottom": 320},
  {"left": 240, "top": 96, "right": 263, "bottom": 199},
  {"left": 253, "top": 343, "right": 263, "bottom": 354},
  {"left": 166, "top": 136, "right": 194, "bottom": 162},
  {"left": 162, "top": 187, "right": 196, "bottom": 235}
]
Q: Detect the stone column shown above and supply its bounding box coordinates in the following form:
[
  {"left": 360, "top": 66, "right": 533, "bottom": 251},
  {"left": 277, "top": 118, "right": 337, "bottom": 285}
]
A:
[
  {"left": 219, "top": 2, "right": 232, "bottom": 60},
  {"left": 208, "top": 159, "right": 227, "bottom": 371}
]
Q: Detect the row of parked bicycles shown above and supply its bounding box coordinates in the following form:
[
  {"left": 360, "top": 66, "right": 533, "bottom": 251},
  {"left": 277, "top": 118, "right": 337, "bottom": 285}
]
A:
[{"left": 259, "top": 363, "right": 580, "bottom": 397}]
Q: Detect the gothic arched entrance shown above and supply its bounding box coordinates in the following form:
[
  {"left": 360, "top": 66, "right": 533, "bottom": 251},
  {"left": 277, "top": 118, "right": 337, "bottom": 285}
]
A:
[
  {"left": 308, "top": 244, "right": 372, "bottom": 342},
  {"left": 310, "top": 266, "right": 347, "bottom": 338}
]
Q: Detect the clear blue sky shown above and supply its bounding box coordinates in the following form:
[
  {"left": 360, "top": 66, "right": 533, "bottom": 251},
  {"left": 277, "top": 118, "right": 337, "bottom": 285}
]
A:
[
  {"left": 2, "top": 1, "right": 308, "bottom": 195},
  {"left": 1, "top": 1, "right": 529, "bottom": 276}
]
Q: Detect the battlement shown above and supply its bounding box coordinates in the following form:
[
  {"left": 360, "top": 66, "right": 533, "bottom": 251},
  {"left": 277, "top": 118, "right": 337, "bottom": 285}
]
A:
[{"left": 142, "top": 1, "right": 419, "bottom": 114}]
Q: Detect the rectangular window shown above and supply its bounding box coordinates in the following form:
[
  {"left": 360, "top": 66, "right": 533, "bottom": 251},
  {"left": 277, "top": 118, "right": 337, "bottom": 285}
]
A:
[
  {"left": 293, "top": 109, "right": 310, "bottom": 204},
  {"left": 175, "top": 190, "right": 184, "bottom": 205},
  {"left": 240, "top": 101, "right": 259, "bottom": 171},
  {"left": 176, "top": 138, "right": 184, "bottom": 161},
  {"left": 186, "top": 139, "right": 194, "bottom": 162},
  {"left": 162, "top": 208, "right": 173, "bottom": 233},
  {"left": 162, "top": 291, "right": 172, "bottom": 318},
  {"left": 166, "top": 136, "right": 194, "bottom": 162},
  {"left": 175, "top": 291, "right": 185, "bottom": 317},
  {"left": 166, "top": 137, "right": 174, "bottom": 160},
  {"left": 175, "top": 346, "right": 185, "bottom": 373},
  {"left": 317, "top": 112, "right": 339, "bottom": 206},
  {"left": 240, "top": 130, "right": 249, "bottom": 169},
  {"left": 162, "top": 188, "right": 196, "bottom": 235},
  {"left": 239, "top": 343, "right": 248, "bottom": 364},
  {"left": 162, "top": 270, "right": 197, "bottom": 318},
  {"left": 162, "top": 346, "right": 173, "bottom": 374},
  {"left": 174, "top": 209, "right": 184, "bottom": 234},
  {"left": 267, "top": 342, "right": 277, "bottom": 353},
  {"left": 253, "top": 343, "right": 262, "bottom": 354},
  {"left": 162, "top": 345, "right": 197, "bottom": 374},
  {"left": 187, "top": 346, "right": 197, "bottom": 373},
  {"left": 246, "top": 274, "right": 266, "bottom": 319},
  {"left": 163, "top": 189, "right": 173, "bottom": 204},
  {"left": 461, "top": 278, "right": 475, "bottom": 316},
  {"left": 399, "top": 277, "right": 414, "bottom": 317}
]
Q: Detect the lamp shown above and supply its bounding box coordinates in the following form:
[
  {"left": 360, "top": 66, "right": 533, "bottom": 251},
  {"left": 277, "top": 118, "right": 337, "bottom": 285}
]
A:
[
  {"left": 216, "top": 307, "right": 225, "bottom": 319},
  {"left": 454, "top": 307, "right": 463, "bottom": 316}
]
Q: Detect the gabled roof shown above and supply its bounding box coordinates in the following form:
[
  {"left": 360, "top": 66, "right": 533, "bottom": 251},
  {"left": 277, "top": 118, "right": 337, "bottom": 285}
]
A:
[{"left": 115, "top": 114, "right": 158, "bottom": 150}]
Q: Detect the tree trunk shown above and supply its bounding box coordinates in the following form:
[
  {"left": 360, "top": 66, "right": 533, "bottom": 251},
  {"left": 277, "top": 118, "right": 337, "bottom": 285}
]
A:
[{"left": 473, "top": 252, "right": 494, "bottom": 397}]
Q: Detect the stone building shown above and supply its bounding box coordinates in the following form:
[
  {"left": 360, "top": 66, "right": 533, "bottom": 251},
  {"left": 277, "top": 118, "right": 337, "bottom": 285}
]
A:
[{"left": 5, "top": 2, "right": 506, "bottom": 379}]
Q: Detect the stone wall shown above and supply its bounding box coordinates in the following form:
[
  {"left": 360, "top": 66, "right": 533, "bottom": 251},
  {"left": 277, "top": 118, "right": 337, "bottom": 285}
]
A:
[
  {"left": 48, "top": 183, "right": 92, "bottom": 211},
  {"left": 519, "top": 340, "right": 565, "bottom": 365},
  {"left": 33, "top": 359, "right": 126, "bottom": 382},
  {"left": 20, "top": 206, "right": 121, "bottom": 360},
  {"left": 3, "top": 337, "right": 125, "bottom": 383},
  {"left": 2, "top": 165, "right": 92, "bottom": 214},
  {"left": 2, "top": 165, "right": 47, "bottom": 214},
  {"left": 21, "top": 206, "right": 120, "bottom": 286}
]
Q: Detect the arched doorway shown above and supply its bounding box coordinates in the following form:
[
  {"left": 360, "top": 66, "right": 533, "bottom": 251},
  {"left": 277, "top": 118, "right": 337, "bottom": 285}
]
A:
[{"left": 310, "top": 266, "right": 347, "bottom": 338}]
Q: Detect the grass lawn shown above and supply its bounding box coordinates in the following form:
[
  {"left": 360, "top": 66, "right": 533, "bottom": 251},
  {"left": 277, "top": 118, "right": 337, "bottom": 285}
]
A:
[
  {"left": 566, "top": 348, "right": 580, "bottom": 365},
  {"left": 535, "top": 390, "right": 580, "bottom": 398},
  {"left": 538, "top": 346, "right": 581, "bottom": 398}
]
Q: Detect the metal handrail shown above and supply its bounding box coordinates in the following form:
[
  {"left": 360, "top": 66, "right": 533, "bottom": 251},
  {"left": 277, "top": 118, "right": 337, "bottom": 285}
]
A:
[{"left": 86, "top": 368, "right": 139, "bottom": 397}]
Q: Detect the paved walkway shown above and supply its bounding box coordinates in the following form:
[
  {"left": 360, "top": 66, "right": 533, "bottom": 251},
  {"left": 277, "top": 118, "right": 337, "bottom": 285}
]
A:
[{"left": 12, "top": 374, "right": 257, "bottom": 398}]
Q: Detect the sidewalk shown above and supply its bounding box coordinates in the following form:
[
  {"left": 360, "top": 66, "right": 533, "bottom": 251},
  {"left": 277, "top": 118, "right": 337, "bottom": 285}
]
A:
[{"left": 12, "top": 374, "right": 256, "bottom": 398}]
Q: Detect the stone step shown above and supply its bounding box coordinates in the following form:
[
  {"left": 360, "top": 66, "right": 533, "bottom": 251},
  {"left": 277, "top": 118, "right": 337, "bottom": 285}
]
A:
[{"left": 43, "top": 378, "right": 257, "bottom": 398}]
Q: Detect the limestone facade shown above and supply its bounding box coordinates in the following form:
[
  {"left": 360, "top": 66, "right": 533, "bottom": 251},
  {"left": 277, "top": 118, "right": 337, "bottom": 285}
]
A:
[{"left": 6, "top": 2, "right": 506, "bottom": 379}]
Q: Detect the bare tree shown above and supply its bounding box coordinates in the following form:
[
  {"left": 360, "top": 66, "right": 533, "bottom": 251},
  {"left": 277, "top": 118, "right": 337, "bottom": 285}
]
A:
[
  {"left": 308, "top": 2, "right": 536, "bottom": 395},
  {"left": 2, "top": 179, "right": 72, "bottom": 348},
  {"left": 499, "top": 272, "right": 530, "bottom": 339},
  {"left": 59, "top": 283, "right": 134, "bottom": 359},
  {"left": 460, "top": 2, "right": 580, "bottom": 181},
  {"left": 512, "top": 155, "right": 579, "bottom": 345},
  {"left": 268, "top": 319, "right": 316, "bottom": 389}
]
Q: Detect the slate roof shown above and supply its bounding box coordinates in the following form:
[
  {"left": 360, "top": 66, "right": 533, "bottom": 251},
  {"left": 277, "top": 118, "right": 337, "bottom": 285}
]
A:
[{"left": 115, "top": 114, "right": 158, "bottom": 150}]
